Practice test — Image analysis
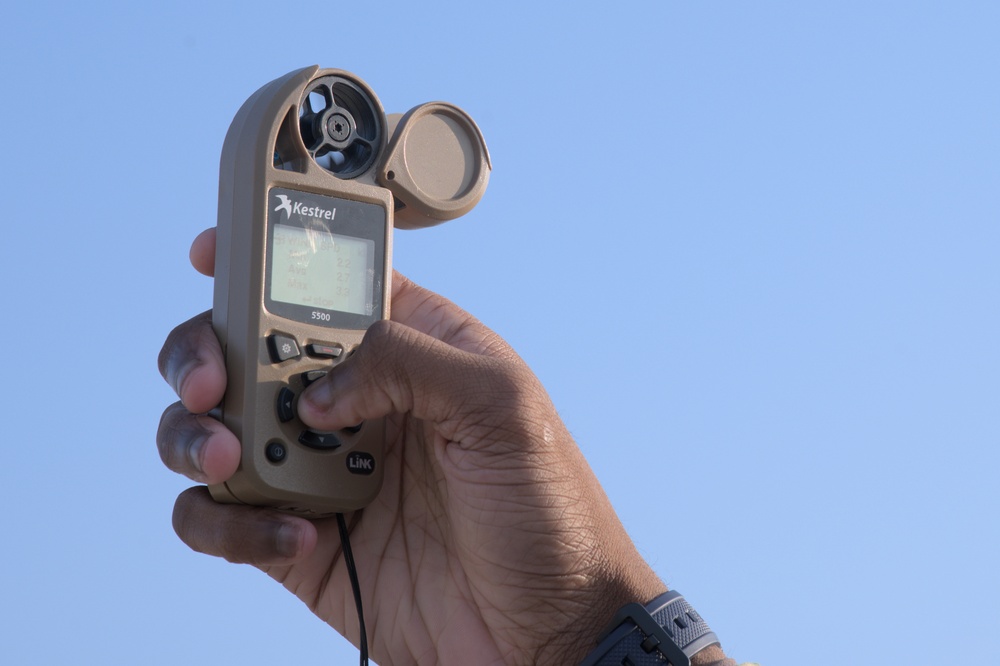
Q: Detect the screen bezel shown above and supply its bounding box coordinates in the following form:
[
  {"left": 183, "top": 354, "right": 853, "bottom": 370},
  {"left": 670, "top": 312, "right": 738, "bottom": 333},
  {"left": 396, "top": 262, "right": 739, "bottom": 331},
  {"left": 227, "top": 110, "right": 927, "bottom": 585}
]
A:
[{"left": 264, "top": 187, "right": 386, "bottom": 330}]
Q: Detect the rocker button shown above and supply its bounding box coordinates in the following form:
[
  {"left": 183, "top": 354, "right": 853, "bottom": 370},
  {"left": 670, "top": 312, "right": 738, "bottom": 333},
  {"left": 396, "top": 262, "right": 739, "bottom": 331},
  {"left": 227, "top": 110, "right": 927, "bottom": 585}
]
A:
[
  {"left": 300, "top": 370, "right": 327, "bottom": 387},
  {"left": 298, "top": 430, "right": 340, "bottom": 450},
  {"left": 307, "top": 343, "right": 343, "bottom": 359}
]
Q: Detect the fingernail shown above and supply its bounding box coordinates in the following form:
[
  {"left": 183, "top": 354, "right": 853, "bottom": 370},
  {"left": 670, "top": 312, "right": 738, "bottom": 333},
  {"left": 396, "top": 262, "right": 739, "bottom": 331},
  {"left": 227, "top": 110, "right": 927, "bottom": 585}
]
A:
[
  {"left": 275, "top": 522, "right": 303, "bottom": 558},
  {"left": 186, "top": 433, "right": 206, "bottom": 477},
  {"left": 165, "top": 347, "right": 196, "bottom": 397}
]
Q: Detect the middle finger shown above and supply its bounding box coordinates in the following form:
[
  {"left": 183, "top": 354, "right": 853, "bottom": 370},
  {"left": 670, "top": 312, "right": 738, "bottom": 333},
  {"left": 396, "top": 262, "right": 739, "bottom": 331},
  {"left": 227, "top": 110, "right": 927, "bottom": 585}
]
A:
[{"left": 157, "top": 401, "right": 241, "bottom": 484}]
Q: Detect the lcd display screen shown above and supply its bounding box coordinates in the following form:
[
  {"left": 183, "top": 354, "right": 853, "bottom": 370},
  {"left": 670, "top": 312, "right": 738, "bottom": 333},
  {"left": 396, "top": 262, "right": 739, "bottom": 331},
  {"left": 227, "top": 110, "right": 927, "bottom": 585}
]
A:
[{"left": 270, "top": 223, "right": 375, "bottom": 317}]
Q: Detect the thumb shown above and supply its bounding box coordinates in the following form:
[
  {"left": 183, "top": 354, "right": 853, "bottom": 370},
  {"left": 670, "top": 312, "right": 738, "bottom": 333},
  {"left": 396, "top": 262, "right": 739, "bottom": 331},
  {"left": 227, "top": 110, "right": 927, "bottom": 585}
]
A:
[{"left": 297, "top": 319, "right": 538, "bottom": 443}]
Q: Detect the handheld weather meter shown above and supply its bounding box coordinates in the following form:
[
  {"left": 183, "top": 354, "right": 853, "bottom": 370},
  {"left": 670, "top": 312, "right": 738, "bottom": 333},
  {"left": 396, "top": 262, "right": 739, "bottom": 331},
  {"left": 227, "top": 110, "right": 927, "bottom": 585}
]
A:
[{"left": 209, "top": 66, "right": 490, "bottom": 516}]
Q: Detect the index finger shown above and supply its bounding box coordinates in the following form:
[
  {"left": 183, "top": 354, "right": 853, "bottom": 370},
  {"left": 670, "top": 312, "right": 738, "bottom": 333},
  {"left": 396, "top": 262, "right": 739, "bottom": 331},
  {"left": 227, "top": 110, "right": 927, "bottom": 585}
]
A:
[{"left": 190, "top": 228, "right": 216, "bottom": 277}]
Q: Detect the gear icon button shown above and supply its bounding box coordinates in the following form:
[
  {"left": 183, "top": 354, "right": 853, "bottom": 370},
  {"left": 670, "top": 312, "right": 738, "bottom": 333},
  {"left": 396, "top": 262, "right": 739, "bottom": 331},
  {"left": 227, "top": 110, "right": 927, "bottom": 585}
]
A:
[{"left": 267, "top": 333, "right": 301, "bottom": 363}]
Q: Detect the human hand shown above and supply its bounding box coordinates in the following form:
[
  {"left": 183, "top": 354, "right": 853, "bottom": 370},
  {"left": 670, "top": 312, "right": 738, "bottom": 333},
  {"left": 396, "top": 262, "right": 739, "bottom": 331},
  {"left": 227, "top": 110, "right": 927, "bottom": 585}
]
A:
[{"left": 158, "top": 228, "right": 705, "bottom": 665}]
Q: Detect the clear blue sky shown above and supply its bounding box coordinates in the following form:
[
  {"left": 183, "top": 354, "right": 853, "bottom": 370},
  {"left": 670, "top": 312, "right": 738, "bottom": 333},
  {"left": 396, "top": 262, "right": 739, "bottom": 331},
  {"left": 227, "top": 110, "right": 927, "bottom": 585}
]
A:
[{"left": 2, "top": 2, "right": 997, "bottom": 664}]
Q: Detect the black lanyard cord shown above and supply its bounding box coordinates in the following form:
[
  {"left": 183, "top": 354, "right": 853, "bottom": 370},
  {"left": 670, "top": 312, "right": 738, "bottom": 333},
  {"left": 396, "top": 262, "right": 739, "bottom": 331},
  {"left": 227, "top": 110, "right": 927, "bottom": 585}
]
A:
[{"left": 336, "top": 512, "right": 369, "bottom": 666}]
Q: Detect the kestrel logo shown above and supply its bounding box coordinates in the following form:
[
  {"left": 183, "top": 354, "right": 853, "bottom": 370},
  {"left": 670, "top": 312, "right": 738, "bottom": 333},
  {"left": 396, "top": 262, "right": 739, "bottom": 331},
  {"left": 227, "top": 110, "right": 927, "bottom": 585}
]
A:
[
  {"left": 274, "top": 194, "right": 293, "bottom": 219},
  {"left": 273, "top": 193, "right": 337, "bottom": 221}
]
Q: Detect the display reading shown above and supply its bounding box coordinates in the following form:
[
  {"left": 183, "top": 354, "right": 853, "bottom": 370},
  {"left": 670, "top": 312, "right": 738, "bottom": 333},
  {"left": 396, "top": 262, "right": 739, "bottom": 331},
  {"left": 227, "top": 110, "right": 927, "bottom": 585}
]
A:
[{"left": 270, "top": 223, "right": 375, "bottom": 316}]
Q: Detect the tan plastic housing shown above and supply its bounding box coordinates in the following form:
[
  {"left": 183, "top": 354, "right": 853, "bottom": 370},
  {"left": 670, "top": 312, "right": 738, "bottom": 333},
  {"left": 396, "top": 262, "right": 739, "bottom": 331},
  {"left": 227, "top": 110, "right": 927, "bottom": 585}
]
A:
[
  {"left": 208, "top": 66, "right": 488, "bottom": 517},
  {"left": 210, "top": 66, "right": 388, "bottom": 516}
]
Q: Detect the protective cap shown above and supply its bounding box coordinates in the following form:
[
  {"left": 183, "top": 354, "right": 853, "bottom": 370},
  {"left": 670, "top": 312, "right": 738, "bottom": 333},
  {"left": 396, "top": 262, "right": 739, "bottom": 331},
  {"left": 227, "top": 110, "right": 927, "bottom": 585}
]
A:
[{"left": 377, "top": 103, "right": 491, "bottom": 229}]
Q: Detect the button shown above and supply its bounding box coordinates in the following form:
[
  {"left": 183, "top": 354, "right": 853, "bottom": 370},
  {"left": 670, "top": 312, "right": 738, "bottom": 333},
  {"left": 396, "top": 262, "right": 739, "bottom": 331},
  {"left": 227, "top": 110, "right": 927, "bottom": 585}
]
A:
[
  {"left": 265, "top": 441, "right": 287, "bottom": 463},
  {"left": 276, "top": 387, "right": 295, "bottom": 422},
  {"left": 298, "top": 430, "right": 340, "bottom": 450},
  {"left": 307, "top": 343, "right": 343, "bottom": 359},
  {"left": 300, "top": 370, "right": 327, "bottom": 387},
  {"left": 346, "top": 451, "right": 376, "bottom": 475},
  {"left": 267, "top": 334, "right": 300, "bottom": 363},
  {"left": 342, "top": 422, "right": 363, "bottom": 434}
]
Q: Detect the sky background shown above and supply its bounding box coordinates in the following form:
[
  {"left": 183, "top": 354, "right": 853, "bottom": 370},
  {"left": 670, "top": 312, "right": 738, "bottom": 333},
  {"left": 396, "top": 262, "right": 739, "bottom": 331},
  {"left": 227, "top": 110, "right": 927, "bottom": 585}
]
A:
[{"left": 2, "top": 1, "right": 998, "bottom": 664}]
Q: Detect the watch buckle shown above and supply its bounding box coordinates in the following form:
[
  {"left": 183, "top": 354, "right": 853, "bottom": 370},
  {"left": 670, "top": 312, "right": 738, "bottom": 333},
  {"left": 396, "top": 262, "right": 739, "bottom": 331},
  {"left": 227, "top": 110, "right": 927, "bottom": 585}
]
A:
[{"left": 600, "top": 602, "right": 690, "bottom": 666}]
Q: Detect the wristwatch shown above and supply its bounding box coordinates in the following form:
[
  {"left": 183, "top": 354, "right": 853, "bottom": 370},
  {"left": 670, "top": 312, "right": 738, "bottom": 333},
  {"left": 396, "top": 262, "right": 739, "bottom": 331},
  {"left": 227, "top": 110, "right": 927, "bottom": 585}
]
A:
[{"left": 579, "top": 590, "right": 720, "bottom": 666}]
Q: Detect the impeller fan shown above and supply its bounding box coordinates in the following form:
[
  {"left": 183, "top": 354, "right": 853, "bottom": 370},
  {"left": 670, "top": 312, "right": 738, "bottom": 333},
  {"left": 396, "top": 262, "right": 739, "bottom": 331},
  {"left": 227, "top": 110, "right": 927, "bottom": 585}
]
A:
[{"left": 297, "top": 75, "right": 384, "bottom": 179}]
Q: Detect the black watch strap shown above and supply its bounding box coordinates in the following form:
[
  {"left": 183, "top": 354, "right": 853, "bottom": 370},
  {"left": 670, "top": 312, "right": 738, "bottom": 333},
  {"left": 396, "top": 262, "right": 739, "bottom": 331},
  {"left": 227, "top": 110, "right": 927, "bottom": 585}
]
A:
[{"left": 579, "top": 590, "right": 720, "bottom": 666}]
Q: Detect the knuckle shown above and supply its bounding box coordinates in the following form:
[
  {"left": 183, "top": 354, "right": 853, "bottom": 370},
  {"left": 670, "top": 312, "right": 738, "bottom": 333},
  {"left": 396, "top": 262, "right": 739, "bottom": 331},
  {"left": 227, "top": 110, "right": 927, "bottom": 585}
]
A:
[
  {"left": 360, "top": 318, "right": 398, "bottom": 352},
  {"left": 469, "top": 356, "right": 552, "bottom": 434},
  {"left": 171, "top": 488, "right": 273, "bottom": 565},
  {"left": 157, "top": 311, "right": 210, "bottom": 378},
  {"left": 171, "top": 487, "right": 201, "bottom": 548},
  {"left": 156, "top": 402, "right": 188, "bottom": 469},
  {"left": 157, "top": 311, "right": 217, "bottom": 397},
  {"left": 156, "top": 403, "right": 209, "bottom": 477}
]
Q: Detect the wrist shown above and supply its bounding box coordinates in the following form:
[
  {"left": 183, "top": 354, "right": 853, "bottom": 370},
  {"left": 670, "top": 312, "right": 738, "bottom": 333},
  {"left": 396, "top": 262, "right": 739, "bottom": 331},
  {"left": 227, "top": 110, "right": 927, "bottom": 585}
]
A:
[
  {"left": 532, "top": 557, "right": 665, "bottom": 664},
  {"left": 578, "top": 589, "right": 729, "bottom": 666}
]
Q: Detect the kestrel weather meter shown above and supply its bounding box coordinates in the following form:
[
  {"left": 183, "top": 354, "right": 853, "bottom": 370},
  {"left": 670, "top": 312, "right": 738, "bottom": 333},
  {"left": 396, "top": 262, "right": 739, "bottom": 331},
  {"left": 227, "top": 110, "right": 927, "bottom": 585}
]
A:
[{"left": 209, "top": 66, "right": 490, "bottom": 516}]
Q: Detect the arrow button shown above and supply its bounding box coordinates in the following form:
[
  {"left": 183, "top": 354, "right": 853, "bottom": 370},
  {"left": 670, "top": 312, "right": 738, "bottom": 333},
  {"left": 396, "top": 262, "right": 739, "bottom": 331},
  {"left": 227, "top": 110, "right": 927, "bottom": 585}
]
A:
[
  {"left": 277, "top": 387, "right": 296, "bottom": 423},
  {"left": 298, "top": 430, "right": 341, "bottom": 451}
]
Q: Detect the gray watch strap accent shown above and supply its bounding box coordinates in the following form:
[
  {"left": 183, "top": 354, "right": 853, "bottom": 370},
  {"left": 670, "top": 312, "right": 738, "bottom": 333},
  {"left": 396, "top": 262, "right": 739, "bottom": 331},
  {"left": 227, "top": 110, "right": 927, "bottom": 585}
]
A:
[{"left": 579, "top": 590, "right": 720, "bottom": 666}]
